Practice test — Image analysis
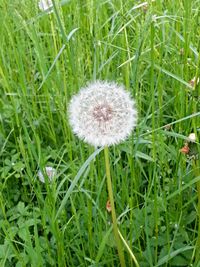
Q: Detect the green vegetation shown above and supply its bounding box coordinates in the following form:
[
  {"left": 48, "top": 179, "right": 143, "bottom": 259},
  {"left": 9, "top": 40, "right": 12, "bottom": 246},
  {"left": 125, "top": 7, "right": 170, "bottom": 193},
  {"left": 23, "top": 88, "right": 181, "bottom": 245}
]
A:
[{"left": 0, "top": 0, "right": 200, "bottom": 266}]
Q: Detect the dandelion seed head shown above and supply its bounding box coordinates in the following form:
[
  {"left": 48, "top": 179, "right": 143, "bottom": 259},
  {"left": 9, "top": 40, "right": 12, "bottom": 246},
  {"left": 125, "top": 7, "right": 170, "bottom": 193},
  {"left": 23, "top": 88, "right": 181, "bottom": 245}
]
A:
[
  {"left": 188, "top": 133, "right": 196, "bottom": 142},
  {"left": 38, "top": 0, "right": 53, "bottom": 13},
  {"left": 93, "top": 104, "right": 113, "bottom": 122},
  {"left": 38, "top": 166, "right": 56, "bottom": 183},
  {"left": 68, "top": 80, "right": 137, "bottom": 147}
]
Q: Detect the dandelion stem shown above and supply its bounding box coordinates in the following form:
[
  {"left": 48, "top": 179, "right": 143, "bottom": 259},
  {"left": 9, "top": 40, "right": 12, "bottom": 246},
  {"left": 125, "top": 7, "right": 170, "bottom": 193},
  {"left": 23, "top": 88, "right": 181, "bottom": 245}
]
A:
[{"left": 104, "top": 146, "right": 126, "bottom": 267}]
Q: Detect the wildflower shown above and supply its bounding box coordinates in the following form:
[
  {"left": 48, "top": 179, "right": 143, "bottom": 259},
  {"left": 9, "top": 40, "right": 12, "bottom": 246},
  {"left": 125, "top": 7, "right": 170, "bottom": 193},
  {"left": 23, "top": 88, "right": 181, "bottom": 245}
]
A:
[
  {"left": 188, "top": 133, "right": 196, "bottom": 142},
  {"left": 180, "top": 144, "right": 189, "bottom": 154},
  {"left": 38, "top": 0, "right": 53, "bottom": 13},
  {"left": 38, "top": 166, "right": 56, "bottom": 183},
  {"left": 68, "top": 80, "right": 137, "bottom": 147},
  {"left": 106, "top": 200, "right": 112, "bottom": 212}
]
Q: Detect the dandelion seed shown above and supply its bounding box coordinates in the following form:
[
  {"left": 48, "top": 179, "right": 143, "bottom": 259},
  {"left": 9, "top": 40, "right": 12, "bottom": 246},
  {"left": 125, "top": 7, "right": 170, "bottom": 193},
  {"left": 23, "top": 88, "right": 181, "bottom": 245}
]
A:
[
  {"left": 38, "top": 0, "right": 53, "bottom": 13},
  {"left": 38, "top": 166, "right": 56, "bottom": 183},
  {"left": 68, "top": 80, "right": 137, "bottom": 147}
]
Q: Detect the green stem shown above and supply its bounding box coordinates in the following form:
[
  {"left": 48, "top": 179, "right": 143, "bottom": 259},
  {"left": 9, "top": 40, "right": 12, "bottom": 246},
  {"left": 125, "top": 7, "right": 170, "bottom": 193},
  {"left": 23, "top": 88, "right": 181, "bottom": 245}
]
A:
[
  {"left": 104, "top": 146, "right": 126, "bottom": 267},
  {"left": 194, "top": 158, "right": 200, "bottom": 264}
]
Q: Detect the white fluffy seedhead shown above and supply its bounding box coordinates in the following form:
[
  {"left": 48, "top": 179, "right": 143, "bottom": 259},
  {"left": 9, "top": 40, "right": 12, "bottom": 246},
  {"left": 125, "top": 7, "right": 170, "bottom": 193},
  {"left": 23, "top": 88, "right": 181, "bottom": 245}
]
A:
[
  {"left": 38, "top": 0, "right": 53, "bottom": 13},
  {"left": 38, "top": 166, "right": 56, "bottom": 183},
  {"left": 188, "top": 133, "right": 196, "bottom": 142},
  {"left": 68, "top": 81, "right": 137, "bottom": 147}
]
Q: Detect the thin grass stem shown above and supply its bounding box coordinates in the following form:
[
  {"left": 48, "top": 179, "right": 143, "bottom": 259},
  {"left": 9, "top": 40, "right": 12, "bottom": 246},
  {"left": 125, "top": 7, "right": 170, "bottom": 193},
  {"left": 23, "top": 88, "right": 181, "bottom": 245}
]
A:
[
  {"left": 194, "top": 159, "right": 200, "bottom": 264},
  {"left": 118, "top": 229, "right": 140, "bottom": 267}
]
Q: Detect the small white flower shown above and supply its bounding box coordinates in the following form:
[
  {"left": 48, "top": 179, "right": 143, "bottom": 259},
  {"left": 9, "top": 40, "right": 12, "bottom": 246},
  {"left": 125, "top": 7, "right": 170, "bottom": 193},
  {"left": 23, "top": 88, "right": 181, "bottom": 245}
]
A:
[
  {"left": 38, "top": 0, "right": 53, "bottom": 13},
  {"left": 68, "top": 80, "right": 137, "bottom": 147},
  {"left": 188, "top": 133, "right": 196, "bottom": 142},
  {"left": 38, "top": 166, "right": 56, "bottom": 183}
]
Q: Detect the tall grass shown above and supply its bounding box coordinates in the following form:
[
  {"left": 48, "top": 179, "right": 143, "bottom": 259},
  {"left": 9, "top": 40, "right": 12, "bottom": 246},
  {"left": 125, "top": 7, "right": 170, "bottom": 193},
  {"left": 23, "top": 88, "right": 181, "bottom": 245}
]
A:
[{"left": 0, "top": 0, "right": 200, "bottom": 266}]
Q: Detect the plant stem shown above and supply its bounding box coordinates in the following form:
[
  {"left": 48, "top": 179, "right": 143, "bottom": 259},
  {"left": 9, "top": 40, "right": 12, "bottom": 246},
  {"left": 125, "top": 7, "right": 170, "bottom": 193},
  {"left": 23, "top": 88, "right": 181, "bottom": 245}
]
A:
[
  {"left": 118, "top": 229, "right": 140, "bottom": 267},
  {"left": 196, "top": 181, "right": 200, "bottom": 247},
  {"left": 194, "top": 159, "right": 200, "bottom": 264},
  {"left": 104, "top": 146, "right": 126, "bottom": 267}
]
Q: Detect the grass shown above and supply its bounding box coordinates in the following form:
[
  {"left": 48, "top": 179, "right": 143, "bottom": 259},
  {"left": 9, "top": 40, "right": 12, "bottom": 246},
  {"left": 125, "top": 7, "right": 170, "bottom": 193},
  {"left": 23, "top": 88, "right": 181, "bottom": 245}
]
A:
[{"left": 0, "top": 0, "right": 200, "bottom": 266}]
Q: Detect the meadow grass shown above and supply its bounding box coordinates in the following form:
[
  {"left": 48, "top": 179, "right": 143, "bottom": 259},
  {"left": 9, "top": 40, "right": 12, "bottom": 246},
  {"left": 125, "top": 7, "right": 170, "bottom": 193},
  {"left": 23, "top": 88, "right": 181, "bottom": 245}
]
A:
[{"left": 0, "top": 0, "right": 200, "bottom": 266}]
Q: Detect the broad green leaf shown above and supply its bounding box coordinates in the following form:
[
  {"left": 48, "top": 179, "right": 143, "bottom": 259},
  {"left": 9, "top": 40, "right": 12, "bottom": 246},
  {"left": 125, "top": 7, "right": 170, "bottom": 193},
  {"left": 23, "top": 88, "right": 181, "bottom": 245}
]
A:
[{"left": 155, "top": 246, "right": 194, "bottom": 267}]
